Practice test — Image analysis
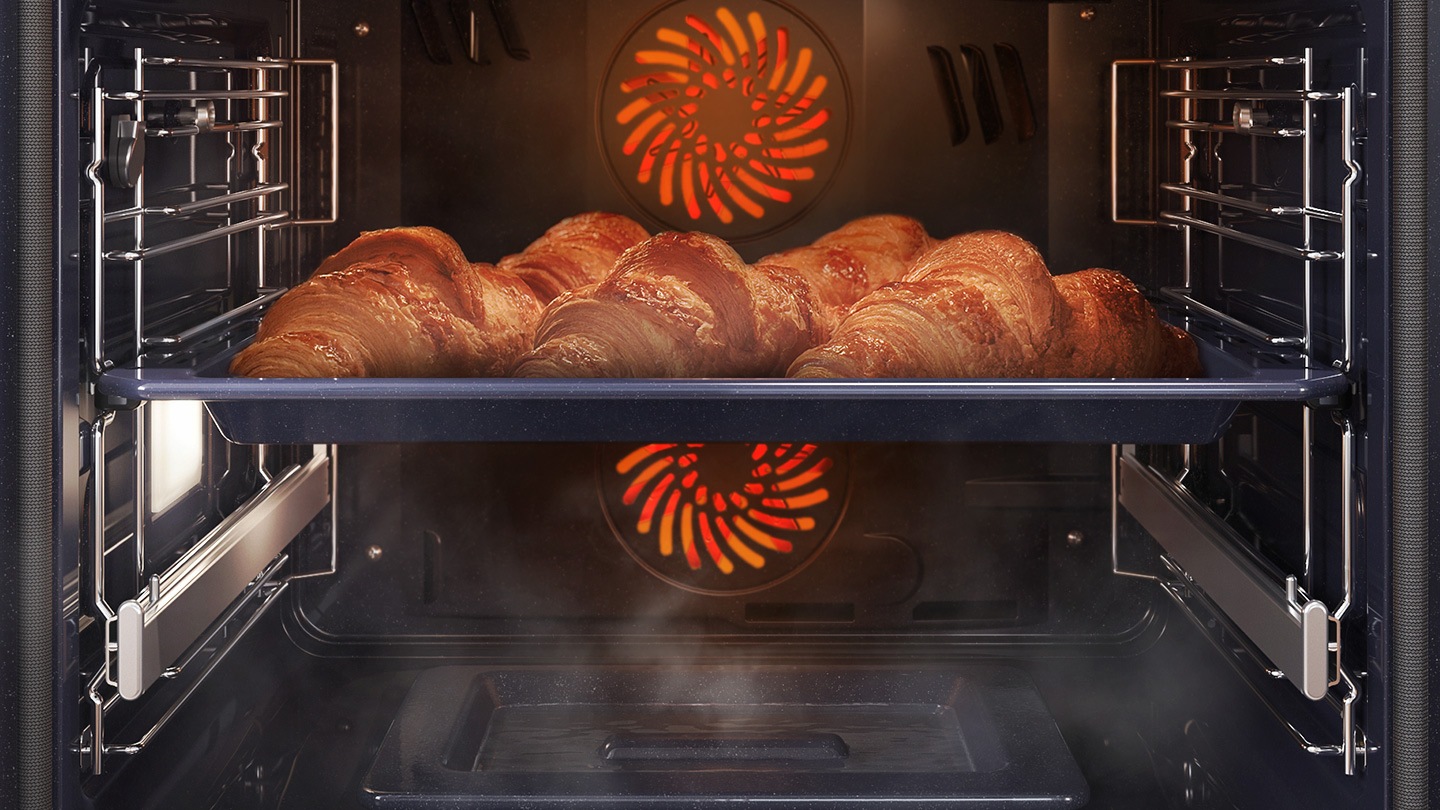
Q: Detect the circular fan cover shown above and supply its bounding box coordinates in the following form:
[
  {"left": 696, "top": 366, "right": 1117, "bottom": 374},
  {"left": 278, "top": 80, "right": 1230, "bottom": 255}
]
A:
[
  {"left": 599, "top": 443, "right": 848, "bottom": 594},
  {"left": 599, "top": 0, "right": 851, "bottom": 241}
]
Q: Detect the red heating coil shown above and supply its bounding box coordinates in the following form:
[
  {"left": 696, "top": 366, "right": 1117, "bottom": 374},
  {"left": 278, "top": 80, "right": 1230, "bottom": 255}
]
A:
[
  {"left": 615, "top": 442, "right": 836, "bottom": 576},
  {"left": 612, "top": 6, "right": 834, "bottom": 224}
]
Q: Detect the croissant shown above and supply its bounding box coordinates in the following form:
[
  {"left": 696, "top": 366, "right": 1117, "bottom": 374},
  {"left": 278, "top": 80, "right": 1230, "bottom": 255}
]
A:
[
  {"left": 230, "top": 213, "right": 650, "bottom": 378},
  {"left": 514, "top": 231, "right": 825, "bottom": 378},
  {"left": 753, "top": 214, "right": 934, "bottom": 327},
  {"left": 230, "top": 227, "right": 543, "bottom": 377},
  {"left": 1046, "top": 269, "right": 1203, "bottom": 378},
  {"left": 498, "top": 211, "right": 654, "bottom": 303},
  {"left": 788, "top": 231, "right": 1201, "bottom": 379}
]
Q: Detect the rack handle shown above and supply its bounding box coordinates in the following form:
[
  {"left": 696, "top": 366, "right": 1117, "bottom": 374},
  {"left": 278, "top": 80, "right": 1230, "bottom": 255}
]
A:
[{"left": 1111, "top": 59, "right": 1158, "bottom": 225}]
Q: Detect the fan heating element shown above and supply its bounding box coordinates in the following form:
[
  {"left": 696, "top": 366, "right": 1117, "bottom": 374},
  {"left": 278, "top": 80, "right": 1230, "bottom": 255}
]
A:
[
  {"left": 600, "top": 1, "right": 850, "bottom": 239},
  {"left": 599, "top": 442, "right": 848, "bottom": 594}
]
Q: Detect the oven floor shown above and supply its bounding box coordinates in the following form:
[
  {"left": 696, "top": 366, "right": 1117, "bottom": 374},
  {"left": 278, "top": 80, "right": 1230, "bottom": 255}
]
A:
[
  {"left": 92, "top": 651, "right": 1175, "bottom": 809},
  {"left": 357, "top": 665, "right": 1084, "bottom": 808},
  {"left": 87, "top": 600, "right": 1374, "bottom": 810}
]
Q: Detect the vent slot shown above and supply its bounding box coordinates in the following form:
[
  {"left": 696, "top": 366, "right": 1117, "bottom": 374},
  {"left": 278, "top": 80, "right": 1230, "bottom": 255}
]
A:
[
  {"left": 993, "top": 43, "right": 1036, "bottom": 142},
  {"left": 489, "top": 0, "right": 529, "bottom": 61},
  {"left": 959, "top": 45, "right": 1003, "bottom": 143},
  {"left": 927, "top": 45, "right": 969, "bottom": 146}
]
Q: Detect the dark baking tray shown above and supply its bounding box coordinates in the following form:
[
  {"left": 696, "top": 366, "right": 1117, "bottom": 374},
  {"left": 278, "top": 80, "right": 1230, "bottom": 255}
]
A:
[
  {"left": 360, "top": 665, "right": 1088, "bottom": 809},
  {"left": 95, "top": 333, "right": 1348, "bottom": 444}
]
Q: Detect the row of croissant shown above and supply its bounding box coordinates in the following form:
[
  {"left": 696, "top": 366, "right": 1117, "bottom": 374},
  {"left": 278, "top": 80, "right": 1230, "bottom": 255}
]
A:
[{"left": 229, "top": 211, "right": 1202, "bottom": 379}]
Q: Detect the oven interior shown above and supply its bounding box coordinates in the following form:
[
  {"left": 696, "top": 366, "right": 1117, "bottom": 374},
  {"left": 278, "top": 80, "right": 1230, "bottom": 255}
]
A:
[{"left": 71, "top": 1, "right": 1381, "bottom": 807}]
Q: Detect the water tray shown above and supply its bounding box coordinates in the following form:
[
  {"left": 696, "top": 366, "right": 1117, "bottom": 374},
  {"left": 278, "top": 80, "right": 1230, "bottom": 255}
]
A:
[
  {"left": 95, "top": 334, "right": 1347, "bottom": 444},
  {"left": 360, "top": 665, "right": 1089, "bottom": 809}
]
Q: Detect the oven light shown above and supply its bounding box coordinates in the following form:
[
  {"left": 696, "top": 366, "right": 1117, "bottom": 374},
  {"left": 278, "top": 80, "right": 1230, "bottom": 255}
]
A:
[{"left": 148, "top": 400, "right": 205, "bottom": 515}]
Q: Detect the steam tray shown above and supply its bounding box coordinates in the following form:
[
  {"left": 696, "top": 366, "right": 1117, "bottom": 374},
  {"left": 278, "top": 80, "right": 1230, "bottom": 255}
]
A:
[{"left": 360, "top": 665, "right": 1088, "bottom": 809}]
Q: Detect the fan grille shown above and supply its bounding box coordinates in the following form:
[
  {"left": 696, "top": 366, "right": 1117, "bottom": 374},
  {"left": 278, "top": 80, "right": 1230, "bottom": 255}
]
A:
[
  {"left": 599, "top": 443, "right": 848, "bottom": 594},
  {"left": 599, "top": 1, "right": 850, "bottom": 240}
]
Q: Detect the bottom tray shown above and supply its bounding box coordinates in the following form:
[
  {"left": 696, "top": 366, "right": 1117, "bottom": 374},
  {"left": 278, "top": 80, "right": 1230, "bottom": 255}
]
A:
[
  {"left": 96, "top": 332, "right": 1349, "bottom": 444},
  {"left": 361, "top": 665, "right": 1088, "bottom": 809}
]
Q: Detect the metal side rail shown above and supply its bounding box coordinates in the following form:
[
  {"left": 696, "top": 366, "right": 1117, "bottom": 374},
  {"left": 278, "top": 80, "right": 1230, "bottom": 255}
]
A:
[
  {"left": 1117, "top": 450, "right": 1366, "bottom": 774},
  {"left": 114, "top": 454, "right": 330, "bottom": 700},
  {"left": 1119, "top": 452, "right": 1332, "bottom": 701}
]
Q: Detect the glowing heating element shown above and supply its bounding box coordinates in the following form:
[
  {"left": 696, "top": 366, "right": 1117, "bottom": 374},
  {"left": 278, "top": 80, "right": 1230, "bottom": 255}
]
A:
[
  {"left": 147, "top": 400, "right": 205, "bottom": 515},
  {"left": 601, "top": 442, "right": 847, "bottom": 594},
  {"left": 601, "top": 1, "right": 850, "bottom": 240}
]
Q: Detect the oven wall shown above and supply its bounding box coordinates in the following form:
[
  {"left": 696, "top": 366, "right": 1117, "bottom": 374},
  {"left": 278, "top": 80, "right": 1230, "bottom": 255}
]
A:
[{"left": 334, "top": 0, "right": 1056, "bottom": 260}]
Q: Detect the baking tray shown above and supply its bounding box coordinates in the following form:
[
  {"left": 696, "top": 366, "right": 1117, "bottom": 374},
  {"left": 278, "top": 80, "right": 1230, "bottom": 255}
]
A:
[
  {"left": 360, "top": 665, "right": 1088, "bottom": 809},
  {"left": 95, "top": 332, "right": 1349, "bottom": 444}
]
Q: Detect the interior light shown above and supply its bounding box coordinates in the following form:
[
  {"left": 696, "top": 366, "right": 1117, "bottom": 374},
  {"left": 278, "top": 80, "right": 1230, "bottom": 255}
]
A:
[{"left": 148, "top": 400, "right": 205, "bottom": 515}]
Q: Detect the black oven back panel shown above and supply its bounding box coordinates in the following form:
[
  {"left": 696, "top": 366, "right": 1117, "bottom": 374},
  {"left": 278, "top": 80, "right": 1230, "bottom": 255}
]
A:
[
  {"left": 292, "top": 442, "right": 1156, "bottom": 645},
  {"left": 384, "top": 0, "right": 1049, "bottom": 262}
]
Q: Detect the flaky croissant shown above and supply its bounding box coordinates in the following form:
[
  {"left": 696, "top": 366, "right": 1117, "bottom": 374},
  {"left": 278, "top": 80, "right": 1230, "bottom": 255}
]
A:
[
  {"left": 754, "top": 214, "right": 934, "bottom": 327},
  {"left": 1046, "top": 269, "right": 1202, "bottom": 378},
  {"left": 788, "top": 231, "right": 1201, "bottom": 379},
  {"left": 230, "top": 214, "right": 649, "bottom": 378},
  {"left": 498, "top": 211, "right": 654, "bottom": 303},
  {"left": 229, "top": 227, "right": 542, "bottom": 378},
  {"left": 514, "top": 231, "right": 825, "bottom": 378}
]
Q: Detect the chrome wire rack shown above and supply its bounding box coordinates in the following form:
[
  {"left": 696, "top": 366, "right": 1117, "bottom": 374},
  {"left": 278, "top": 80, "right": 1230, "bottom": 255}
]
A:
[
  {"left": 78, "top": 44, "right": 339, "bottom": 775},
  {"left": 1110, "top": 49, "right": 1368, "bottom": 776},
  {"left": 85, "top": 48, "right": 336, "bottom": 372}
]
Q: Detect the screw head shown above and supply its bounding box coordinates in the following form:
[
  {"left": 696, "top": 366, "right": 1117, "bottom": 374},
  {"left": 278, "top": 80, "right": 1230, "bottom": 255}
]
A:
[
  {"left": 1079, "top": 6, "right": 1097, "bottom": 21},
  {"left": 366, "top": 545, "right": 383, "bottom": 560},
  {"left": 353, "top": 20, "right": 372, "bottom": 38},
  {"left": 1066, "top": 530, "right": 1085, "bottom": 547}
]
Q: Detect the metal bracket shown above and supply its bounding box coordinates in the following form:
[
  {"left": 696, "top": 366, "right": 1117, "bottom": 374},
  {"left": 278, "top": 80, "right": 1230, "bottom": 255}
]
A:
[
  {"left": 1119, "top": 453, "right": 1332, "bottom": 700},
  {"left": 114, "top": 454, "right": 329, "bottom": 700}
]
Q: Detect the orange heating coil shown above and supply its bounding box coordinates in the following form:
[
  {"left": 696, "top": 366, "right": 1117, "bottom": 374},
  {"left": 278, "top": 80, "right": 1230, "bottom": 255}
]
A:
[
  {"left": 615, "top": 442, "right": 835, "bottom": 575},
  {"left": 613, "top": 7, "right": 834, "bottom": 224}
]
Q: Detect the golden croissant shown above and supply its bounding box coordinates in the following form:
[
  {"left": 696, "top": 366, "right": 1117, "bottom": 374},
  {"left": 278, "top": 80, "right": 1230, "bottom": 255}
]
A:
[
  {"left": 754, "top": 214, "right": 935, "bottom": 328},
  {"left": 230, "top": 213, "right": 648, "bottom": 377},
  {"left": 788, "top": 230, "right": 1202, "bottom": 379},
  {"left": 515, "top": 231, "right": 826, "bottom": 378}
]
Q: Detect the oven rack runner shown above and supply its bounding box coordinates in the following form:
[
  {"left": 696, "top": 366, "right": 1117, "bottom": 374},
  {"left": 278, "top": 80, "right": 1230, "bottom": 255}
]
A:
[
  {"left": 1110, "top": 49, "right": 1361, "bottom": 373},
  {"left": 1115, "top": 446, "right": 1372, "bottom": 777},
  {"left": 79, "top": 426, "right": 337, "bottom": 775},
  {"left": 1108, "top": 51, "right": 1368, "bottom": 777},
  {"left": 84, "top": 46, "right": 338, "bottom": 377},
  {"left": 79, "top": 44, "right": 341, "bottom": 776}
]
